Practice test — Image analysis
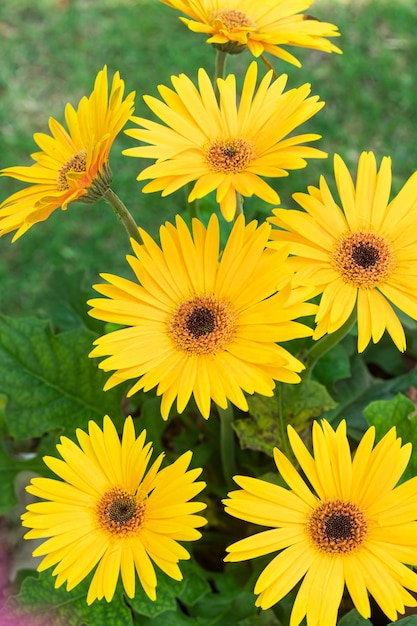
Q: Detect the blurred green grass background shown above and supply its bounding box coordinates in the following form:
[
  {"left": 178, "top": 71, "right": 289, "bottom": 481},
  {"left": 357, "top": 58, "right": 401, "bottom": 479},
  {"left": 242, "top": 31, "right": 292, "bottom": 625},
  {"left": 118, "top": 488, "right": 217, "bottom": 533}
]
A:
[{"left": 1, "top": 0, "right": 417, "bottom": 315}]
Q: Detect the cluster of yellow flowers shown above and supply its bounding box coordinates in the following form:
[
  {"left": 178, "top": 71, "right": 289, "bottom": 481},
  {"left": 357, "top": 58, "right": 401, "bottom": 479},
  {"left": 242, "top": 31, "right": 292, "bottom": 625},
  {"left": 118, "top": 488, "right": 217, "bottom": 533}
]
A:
[{"left": 3, "top": 1, "right": 417, "bottom": 625}]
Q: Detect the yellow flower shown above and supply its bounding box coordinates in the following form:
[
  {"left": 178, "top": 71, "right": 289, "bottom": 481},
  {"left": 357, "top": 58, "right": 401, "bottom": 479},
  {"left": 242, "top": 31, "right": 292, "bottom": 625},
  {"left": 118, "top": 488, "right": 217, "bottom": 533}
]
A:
[
  {"left": 0, "top": 66, "right": 135, "bottom": 241},
  {"left": 224, "top": 419, "right": 417, "bottom": 625},
  {"left": 21, "top": 416, "right": 206, "bottom": 604},
  {"left": 124, "top": 62, "right": 326, "bottom": 221},
  {"left": 160, "top": 0, "right": 341, "bottom": 65},
  {"left": 269, "top": 151, "right": 417, "bottom": 352},
  {"left": 88, "top": 214, "right": 317, "bottom": 420}
]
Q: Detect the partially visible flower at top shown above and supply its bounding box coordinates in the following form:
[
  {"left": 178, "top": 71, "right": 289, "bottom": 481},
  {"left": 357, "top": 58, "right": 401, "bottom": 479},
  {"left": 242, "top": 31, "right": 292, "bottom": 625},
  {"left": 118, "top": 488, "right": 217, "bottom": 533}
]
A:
[
  {"left": 0, "top": 66, "right": 135, "bottom": 241},
  {"left": 224, "top": 419, "right": 417, "bottom": 626},
  {"left": 21, "top": 415, "right": 207, "bottom": 604},
  {"left": 124, "top": 61, "right": 326, "bottom": 222},
  {"left": 268, "top": 151, "right": 417, "bottom": 352},
  {"left": 88, "top": 213, "right": 317, "bottom": 420},
  {"left": 160, "top": 0, "right": 341, "bottom": 65}
]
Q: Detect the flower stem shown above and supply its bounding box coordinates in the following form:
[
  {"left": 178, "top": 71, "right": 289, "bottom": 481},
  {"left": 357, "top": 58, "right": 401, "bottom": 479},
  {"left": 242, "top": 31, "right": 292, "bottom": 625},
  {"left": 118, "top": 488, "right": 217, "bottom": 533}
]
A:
[
  {"left": 214, "top": 50, "right": 228, "bottom": 95},
  {"left": 104, "top": 188, "right": 142, "bottom": 244},
  {"left": 218, "top": 403, "right": 236, "bottom": 488},
  {"left": 304, "top": 308, "right": 357, "bottom": 377},
  {"left": 234, "top": 192, "right": 244, "bottom": 220},
  {"left": 185, "top": 181, "right": 201, "bottom": 221},
  {"left": 276, "top": 383, "right": 292, "bottom": 460}
]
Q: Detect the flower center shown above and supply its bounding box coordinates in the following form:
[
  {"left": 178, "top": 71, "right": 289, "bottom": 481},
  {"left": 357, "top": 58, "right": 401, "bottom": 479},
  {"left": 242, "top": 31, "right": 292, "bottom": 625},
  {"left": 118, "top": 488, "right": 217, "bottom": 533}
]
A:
[
  {"left": 96, "top": 487, "right": 146, "bottom": 537},
  {"left": 308, "top": 499, "right": 368, "bottom": 554},
  {"left": 209, "top": 9, "right": 257, "bottom": 31},
  {"left": 205, "top": 138, "right": 256, "bottom": 174},
  {"left": 168, "top": 295, "right": 235, "bottom": 355},
  {"left": 57, "top": 149, "right": 88, "bottom": 191},
  {"left": 332, "top": 231, "right": 396, "bottom": 288}
]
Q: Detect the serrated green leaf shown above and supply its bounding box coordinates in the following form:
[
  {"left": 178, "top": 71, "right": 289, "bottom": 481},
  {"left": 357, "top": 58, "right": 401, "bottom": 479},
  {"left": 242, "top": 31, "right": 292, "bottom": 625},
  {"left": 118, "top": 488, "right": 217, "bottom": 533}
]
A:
[
  {"left": 0, "top": 315, "right": 124, "bottom": 439},
  {"left": 338, "top": 608, "right": 371, "bottom": 625},
  {"left": 364, "top": 394, "right": 417, "bottom": 480},
  {"left": 234, "top": 380, "right": 336, "bottom": 455},
  {"left": 128, "top": 573, "right": 180, "bottom": 618},
  {"left": 8, "top": 571, "right": 134, "bottom": 626}
]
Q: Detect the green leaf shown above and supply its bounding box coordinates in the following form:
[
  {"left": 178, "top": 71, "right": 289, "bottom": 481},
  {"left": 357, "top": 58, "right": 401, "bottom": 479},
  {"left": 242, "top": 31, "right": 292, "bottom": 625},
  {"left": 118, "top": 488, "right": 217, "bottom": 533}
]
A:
[
  {"left": 234, "top": 380, "right": 336, "bottom": 455},
  {"left": 0, "top": 442, "right": 33, "bottom": 513},
  {"left": 338, "top": 608, "right": 371, "bottom": 625},
  {"left": 178, "top": 562, "right": 210, "bottom": 607},
  {"left": 32, "top": 268, "right": 103, "bottom": 334},
  {"left": 364, "top": 394, "right": 417, "bottom": 479},
  {"left": 391, "top": 617, "right": 417, "bottom": 625},
  {"left": 0, "top": 315, "right": 124, "bottom": 440},
  {"left": 8, "top": 571, "right": 134, "bottom": 626},
  {"left": 313, "top": 343, "right": 351, "bottom": 389},
  {"left": 128, "top": 573, "right": 180, "bottom": 618},
  {"left": 322, "top": 358, "right": 417, "bottom": 441},
  {"left": 148, "top": 610, "right": 194, "bottom": 625}
]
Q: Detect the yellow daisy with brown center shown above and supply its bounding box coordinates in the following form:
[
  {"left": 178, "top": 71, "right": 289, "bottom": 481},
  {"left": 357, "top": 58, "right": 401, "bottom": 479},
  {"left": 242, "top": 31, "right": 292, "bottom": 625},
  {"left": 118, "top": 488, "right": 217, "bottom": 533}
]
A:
[
  {"left": 224, "top": 419, "right": 417, "bottom": 625},
  {"left": 160, "top": 0, "right": 341, "bottom": 65},
  {"left": 124, "top": 61, "right": 326, "bottom": 221},
  {"left": 21, "top": 416, "right": 206, "bottom": 604},
  {"left": 88, "top": 213, "right": 317, "bottom": 419},
  {"left": 0, "top": 66, "right": 135, "bottom": 241},
  {"left": 269, "top": 151, "right": 417, "bottom": 352}
]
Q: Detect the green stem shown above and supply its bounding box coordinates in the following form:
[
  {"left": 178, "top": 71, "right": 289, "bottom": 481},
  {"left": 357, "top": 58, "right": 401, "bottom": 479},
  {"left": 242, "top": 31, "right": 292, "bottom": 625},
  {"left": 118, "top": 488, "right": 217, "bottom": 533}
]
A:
[
  {"left": 104, "top": 188, "right": 142, "bottom": 244},
  {"left": 234, "top": 192, "right": 244, "bottom": 220},
  {"left": 218, "top": 403, "right": 236, "bottom": 488},
  {"left": 214, "top": 50, "right": 228, "bottom": 95},
  {"left": 185, "top": 181, "right": 201, "bottom": 221},
  {"left": 304, "top": 308, "right": 357, "bottom": 378},
  {"left": 276, "top": 383, "right": 292, "bottom": 460}
]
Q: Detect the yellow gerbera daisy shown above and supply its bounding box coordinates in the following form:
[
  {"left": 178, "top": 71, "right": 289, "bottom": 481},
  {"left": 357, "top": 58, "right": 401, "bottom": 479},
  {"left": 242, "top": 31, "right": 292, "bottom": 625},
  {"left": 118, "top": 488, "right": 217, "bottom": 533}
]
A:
[
  {"left": 88, "top": 213, "right": 317, "bottom": 420},
  {"left": 268, "top": 151, "right": 417, "bottom": 353},
  {"left": 224, "top": 419, "right": 417, "bottom": 625},
  {"left": 160, "top": 0, "right": 341, "bottom": 65},
  {"left": 124, "top": 61, "right": 326, "bottom": 221},
  {"left": 21, "top": 415, "right": 206, "bottom": 604},
  {"left": 0, "top": 66, "right": 135, "bottom": 241}
]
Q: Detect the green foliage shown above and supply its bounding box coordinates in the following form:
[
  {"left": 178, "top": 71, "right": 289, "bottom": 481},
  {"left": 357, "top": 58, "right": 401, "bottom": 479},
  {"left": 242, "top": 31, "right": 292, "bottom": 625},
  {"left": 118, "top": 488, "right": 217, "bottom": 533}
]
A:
[
  {"left": 338, "top": 609, "right": 371, "bottom": 625},
  {"left": 364, "top": 394, "right": 417, "bottom": 480},
  {"left": 0, "top": 314, "right": 124, "bottom": 440},
  {"left": 8, "top": 572, "right": 134, "bottom": 626},
  {"left": 234, "top": 380, "right": 336, "bottom": 455},
  {"left": 2, "top": 2, "right": 417, "bottom": 626}
]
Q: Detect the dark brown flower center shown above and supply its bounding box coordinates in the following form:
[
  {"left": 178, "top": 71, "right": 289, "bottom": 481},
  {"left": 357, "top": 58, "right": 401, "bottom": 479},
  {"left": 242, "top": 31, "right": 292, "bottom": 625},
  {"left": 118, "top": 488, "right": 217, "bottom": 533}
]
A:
[
  {"left": 205, "top": 138, "right": 256, "bottom": 174},
  {"left": 332, "top": 231, "right": 396, "bottom": 288},
  {"left": 96, "top": 487, "right": 146, "bottom": 537},
  {"left": 209, "top": 9, "right": 257, "bottom": 31},
  {"left": 57, "top": 149, "right": 88, "bottom": 191},
  {"left": 308, "top": 499, "right": 368, "bottom": 554},
  {"left": 169, "top": 295, "right": 235, "bottom": 355}
]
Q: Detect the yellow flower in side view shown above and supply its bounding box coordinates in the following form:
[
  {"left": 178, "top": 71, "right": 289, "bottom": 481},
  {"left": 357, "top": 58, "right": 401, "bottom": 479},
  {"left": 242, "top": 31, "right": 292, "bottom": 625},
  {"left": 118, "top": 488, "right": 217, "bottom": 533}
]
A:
[
  {"left": 160, "top": 0, "right": 341, "bottom": 65},
  {"left": 224, "top": 419, "right": 417, "bottom": 625},
  {"left": 268, "top": 151, "right": 417, "bottom": 352},
  {"left": 88, "top": 214, "right": 317, "bottom": 420},
  {"left": 124, "top": 61, "right": 326, "bottom": 221},
  {"left": 21, "top": 416, "right": 206, "bottom": 604},
  {"left": 0, "top": 66, "right": 135, "bottom": 241}
]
